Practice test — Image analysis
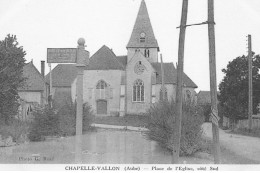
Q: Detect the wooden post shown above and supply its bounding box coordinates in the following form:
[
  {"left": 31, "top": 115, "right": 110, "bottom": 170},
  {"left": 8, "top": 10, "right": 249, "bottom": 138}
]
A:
[
  {"left": 173, "top": 0, "right": 188, "bottom": 164},
  {"left": 248, "top": 34, "right": 253, "bottom": 132},
  {"left": 160, "top": 54, "right": 165, "bottom": 101},
  {"left": 208, "top": 0, "right": 221, "bottom": 164}
]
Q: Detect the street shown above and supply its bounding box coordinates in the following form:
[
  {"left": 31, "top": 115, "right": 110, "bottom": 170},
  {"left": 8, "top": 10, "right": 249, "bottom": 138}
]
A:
[{"left": 202, "top": 123, "right": 260, "bottom": 164}]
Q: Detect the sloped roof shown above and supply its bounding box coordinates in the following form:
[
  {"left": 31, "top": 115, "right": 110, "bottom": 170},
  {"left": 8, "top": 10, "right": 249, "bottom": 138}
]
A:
[
  {"left": 197, "top": 91, "right": 211, "bottom": 105},
  {"left": 126, "top": 0, "right": 159, "bottom": 50},
  {"left": 18, "top": 62, "right": 45, "bottom": 91},
  {"left": 86, "top": 45, "right": 125, "bottom": 70},
  {"left": 45, "top": 64, "right": 77, "bottom": 87},
  {"left": 151, "top": 62, "right": 198, "bottom": 88},
  {"left": 116, "top": 55, "right": 127, "bottom": 68}
]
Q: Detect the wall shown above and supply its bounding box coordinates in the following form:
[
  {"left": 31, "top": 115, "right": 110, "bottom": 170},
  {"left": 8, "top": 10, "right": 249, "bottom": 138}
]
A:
[
  {"left": 126, "top": 52, "right": 153, "bottom": 114},
  {"left": 71, "top": 70, "right": 124, "bottom": 116},
  {"left": 127, "top": 48, "right": 158, "bottom": 63},
  {"left": 18, "top": 91, "right": 42, "bottom": 104}
]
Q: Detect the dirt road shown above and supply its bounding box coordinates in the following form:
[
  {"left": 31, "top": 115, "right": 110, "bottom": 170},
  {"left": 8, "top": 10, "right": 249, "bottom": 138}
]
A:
[{"left": 202, "top": 123, "right": 260, "bottom": 164}]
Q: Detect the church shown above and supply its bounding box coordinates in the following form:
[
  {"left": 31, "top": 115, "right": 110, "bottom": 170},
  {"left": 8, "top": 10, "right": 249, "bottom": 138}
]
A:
[{"left": 46, "top": 0, "right": 197, "bottom": 116}]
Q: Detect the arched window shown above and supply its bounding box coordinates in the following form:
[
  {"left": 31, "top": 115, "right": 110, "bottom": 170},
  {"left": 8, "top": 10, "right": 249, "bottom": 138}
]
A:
[
  {"left": 96, "top": 80, "right": 108, "bottom": 99},
  {"left": 96, "top": 80, "right": 107, "bottom": 89},
  {"left": 159, "top": 87, "right": 168, "bottom": 101},
  {"left": 133, "top": 79, "right": 144, "bottom": 102},
  {"left": 144, "top": 49, "right": 150, "bottom": 58}
]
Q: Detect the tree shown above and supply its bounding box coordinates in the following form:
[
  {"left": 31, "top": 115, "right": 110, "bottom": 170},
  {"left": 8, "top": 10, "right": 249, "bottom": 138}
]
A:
[
  {"left": 218, "top": 55, "right": 260, "bottom": 123},
  {"left": 0, "top": 34, "right": 26, "bottom": 124}
]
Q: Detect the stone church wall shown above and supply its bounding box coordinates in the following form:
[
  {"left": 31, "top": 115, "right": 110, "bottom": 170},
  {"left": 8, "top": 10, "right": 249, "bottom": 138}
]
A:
[{"left": 76, "top": 70, "right": 124, "bottom": 116}]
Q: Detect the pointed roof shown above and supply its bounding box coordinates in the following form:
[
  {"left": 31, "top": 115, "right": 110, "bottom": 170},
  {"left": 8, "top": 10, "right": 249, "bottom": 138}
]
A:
[
  {"left": 151, "top": 62, "right": 198, "bottom": 88},
  {"left": 18, "top": 62, "right": 46, "bottom": 91},
  {"left": 127, "top": 0, "right": 159, "bottom": 50},
  {"left": 86, "top": 45, "right": 124, "bottom": 70}
]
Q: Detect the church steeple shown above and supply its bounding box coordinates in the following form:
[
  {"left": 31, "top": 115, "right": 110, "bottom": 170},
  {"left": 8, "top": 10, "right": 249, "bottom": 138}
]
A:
[{"left": 127, "top": 0, "right": 159, "bottom": 51}]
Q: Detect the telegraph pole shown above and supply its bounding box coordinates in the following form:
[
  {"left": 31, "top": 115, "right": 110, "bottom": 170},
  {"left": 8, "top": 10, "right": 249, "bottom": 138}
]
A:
[
  {"left": 173, "top": 0, "right": 188, "bottom": 164},
  {"left": 248, "top": 34, "right": 253, "bottom": 132},
  {"left": 208, "top": 0, "right": 221, "bottom": 164}
]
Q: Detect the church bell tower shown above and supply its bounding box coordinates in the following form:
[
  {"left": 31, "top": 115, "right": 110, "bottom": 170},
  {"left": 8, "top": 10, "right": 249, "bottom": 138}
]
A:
[{"left": 126, "top": 0, "right": 160, "bottom": 63}]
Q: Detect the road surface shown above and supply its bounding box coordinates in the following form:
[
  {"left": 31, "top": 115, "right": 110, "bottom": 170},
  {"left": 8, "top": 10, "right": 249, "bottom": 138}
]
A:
[{"left": 202, "top": 123, "right": 260, "bottom": 164}]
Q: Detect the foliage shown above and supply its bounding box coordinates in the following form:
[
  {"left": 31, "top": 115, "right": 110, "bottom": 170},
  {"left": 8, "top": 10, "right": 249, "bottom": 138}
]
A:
[
  {"left": 145, "top": 100, "right": 205, "bottom": 156},
  {"left": 0, "top": 34, "right": 26, "bottom": 124},
  {"left": 0, "top": 119, "right": 30, "bottom": 143},
  {"left": 218, "top": 55, "right": 260, "bottom": 121},
  {"left": 58, "top": 101, "right": 94, "bottom": 136},
  {"left": 28, "top": 106, "right": 59, "bottom": 141},
  {"left": 28, "top": 101, "right": 94, "bottom": 141}
]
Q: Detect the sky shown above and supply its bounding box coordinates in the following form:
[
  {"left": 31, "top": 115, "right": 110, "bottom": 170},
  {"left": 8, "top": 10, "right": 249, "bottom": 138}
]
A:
[{"left": 1, "top": 0, "right": 260, "bottom": 92}]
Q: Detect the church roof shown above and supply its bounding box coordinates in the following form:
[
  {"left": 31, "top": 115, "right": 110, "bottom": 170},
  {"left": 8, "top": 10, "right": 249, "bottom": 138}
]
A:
[
  {"left": 116, "top": 55, "right": 127, "bottom": 68},
  {"left": 86, "top": 45, "right": 125, "bottom": 70},
  {"left": 126, "top": 0, "right": 159, "bottom": 50},
  {"left": 151, "top": 62, "right": 198, "bottom": 88},
  {"left": 45, "top": 64, "right": 77, "bottom": 87},
  {"left": 18, "top": 62, "right": 46, "bottom": 91}
]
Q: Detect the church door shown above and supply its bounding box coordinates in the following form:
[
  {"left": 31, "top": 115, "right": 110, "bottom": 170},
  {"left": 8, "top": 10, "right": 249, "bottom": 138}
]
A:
[{"left": 96, "top": 100, "right": 107, "bottom": 115}]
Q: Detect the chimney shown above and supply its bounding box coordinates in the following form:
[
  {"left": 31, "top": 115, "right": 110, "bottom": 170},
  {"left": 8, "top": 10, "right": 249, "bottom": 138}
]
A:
[{"left": 41, "top": 61, "right": 45, "bottom": 77}]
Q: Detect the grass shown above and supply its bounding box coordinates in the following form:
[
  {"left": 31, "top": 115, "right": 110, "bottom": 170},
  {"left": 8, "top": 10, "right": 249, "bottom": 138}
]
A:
[{"left": 94, "top": 114, "right": 148, "bottom": 127}]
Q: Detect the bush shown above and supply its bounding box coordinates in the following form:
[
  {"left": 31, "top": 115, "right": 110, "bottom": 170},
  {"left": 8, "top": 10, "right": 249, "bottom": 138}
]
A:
[
  {"left": 145, "top": 100, "right": 205, "bottom": 156},
  {"left": 58, "top": 101, "right": 94, "bottom": 136},
  {"left": 28, "top": 101, "right": 94, "bottom": 141},
  {"left": 28, "top": 107, "right": 59, "bottom": 141}
]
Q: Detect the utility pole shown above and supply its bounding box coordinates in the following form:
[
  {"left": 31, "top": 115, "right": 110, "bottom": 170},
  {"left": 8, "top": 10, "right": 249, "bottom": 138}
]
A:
[
  {"left": 160, "top": 54, "right": 165, "bottom": 101},
  {"left": 173, "top": 0, "right": 188, "bottom": 164},
  {"left": 208, "top": 0, "right": 221, "bottom": 164},
  {"left": 248, "top": 34, "right": 253, "bottom": 132}
]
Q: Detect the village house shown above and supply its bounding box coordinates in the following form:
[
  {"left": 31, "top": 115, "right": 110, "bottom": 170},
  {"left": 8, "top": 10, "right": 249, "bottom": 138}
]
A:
[
  {"left": 46, "top": 0, "right": 198, "bottom": 116},
  {"left": 17, "top": 61, "right": 49, "bottom": 120}
]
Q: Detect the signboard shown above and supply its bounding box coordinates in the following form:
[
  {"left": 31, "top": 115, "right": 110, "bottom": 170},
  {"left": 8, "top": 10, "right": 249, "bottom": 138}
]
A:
[{"left": 47, "top": 48, "right": 77, "bottom": 63}]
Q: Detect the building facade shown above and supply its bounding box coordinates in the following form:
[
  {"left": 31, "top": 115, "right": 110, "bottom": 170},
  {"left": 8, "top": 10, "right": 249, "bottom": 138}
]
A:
[{"left": 48, "top": 0, "right": 198, "bottom": 116}]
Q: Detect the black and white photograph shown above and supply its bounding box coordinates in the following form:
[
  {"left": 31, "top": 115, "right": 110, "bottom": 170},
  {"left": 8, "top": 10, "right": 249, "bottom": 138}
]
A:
[{"left": 0, "top": 0, "right": 260, "bottom": 171}]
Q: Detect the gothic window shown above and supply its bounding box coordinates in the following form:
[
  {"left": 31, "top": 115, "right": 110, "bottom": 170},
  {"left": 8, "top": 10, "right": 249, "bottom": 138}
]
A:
[
  {"left": 133, "top": 79, "right": 144, "bottom": 102},
  {"left": 159, "top": 87, "right": 168, "bottom": 101},
  {"left": 134, "top": 61, "right": 146, "bottom": 75},
  {"left": 96, "top": 80, "right": 108, "bottom": 99},
  {"left": 144, "top": 49, "right": 150, "bottom": 58}
]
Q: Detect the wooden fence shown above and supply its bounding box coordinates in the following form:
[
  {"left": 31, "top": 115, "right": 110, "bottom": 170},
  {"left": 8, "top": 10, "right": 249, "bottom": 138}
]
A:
[{"left": 237, "top": 119, "right": 260, "bottom": 129}]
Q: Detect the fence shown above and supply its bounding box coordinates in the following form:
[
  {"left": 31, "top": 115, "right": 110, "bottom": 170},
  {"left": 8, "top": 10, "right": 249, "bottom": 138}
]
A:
[{"left": 237, "top": 118, "right": 260, "bottom": 129}]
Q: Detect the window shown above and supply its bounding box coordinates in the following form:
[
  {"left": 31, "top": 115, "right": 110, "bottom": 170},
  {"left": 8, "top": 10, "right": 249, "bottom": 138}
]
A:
[
  {"left": 186, "top": 90, "right": 191, "bottom": 102},
  {"left": 133, "top": 79, "right": 144, "bottom": 102},
  {"left": 140, "top": 37, "right": 145, "bottom": 43},
  {"left": 144, "top": 49, "right": 149, "bottom": 58},
  {"left": 96, "top": 80, "right": 108, "bottom": 99},
  {"left": 159, "top": 87, "right": 168, "bottom": 101}
]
